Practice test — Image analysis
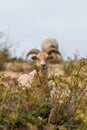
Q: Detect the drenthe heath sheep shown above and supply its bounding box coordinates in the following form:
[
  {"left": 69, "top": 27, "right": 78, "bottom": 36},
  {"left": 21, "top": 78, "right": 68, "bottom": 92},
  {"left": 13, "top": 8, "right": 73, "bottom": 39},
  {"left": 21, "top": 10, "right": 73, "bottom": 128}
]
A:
[
  {"left": 18, "top": 48, "right": 59, "bottom": 87},
  {"left": 18, "top": 48, "right": 70, "bottom": 108},
  {"left": 41, "top": 38, "right": 62, "bottom": 59}
]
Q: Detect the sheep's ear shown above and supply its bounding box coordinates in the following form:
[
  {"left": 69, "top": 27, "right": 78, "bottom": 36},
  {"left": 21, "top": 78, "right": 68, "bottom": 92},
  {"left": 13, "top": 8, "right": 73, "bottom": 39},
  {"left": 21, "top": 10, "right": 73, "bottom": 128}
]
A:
[
  {"left": 47, "top": 55, "right": 53, "bottom": 59},
  {"left": 31, "top": 56, "right": 38, "bottom": 60}
]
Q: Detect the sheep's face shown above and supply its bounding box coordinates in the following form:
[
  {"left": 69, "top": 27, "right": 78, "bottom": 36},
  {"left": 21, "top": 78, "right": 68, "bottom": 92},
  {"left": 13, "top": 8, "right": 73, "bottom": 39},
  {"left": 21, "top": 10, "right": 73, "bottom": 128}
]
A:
[
  {"left": 32, "top": 52, "right": 53, "bottom": 70},
  {"left": 37, "top": 52, "right": 48, "bottom": 69}
]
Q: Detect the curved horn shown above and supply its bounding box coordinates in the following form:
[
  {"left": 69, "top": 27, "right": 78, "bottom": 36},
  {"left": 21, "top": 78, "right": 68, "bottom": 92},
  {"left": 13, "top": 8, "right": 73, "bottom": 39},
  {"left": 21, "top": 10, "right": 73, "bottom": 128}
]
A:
[{"left": 26, "top": 49, "right": 40, "bottom": 60}]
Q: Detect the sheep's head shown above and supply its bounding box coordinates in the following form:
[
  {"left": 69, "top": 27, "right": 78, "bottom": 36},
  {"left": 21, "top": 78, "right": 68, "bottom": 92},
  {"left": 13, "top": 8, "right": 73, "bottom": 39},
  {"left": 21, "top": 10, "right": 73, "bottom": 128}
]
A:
[{"left": 26, "top": 48, "right": 59, "bottom": 71}]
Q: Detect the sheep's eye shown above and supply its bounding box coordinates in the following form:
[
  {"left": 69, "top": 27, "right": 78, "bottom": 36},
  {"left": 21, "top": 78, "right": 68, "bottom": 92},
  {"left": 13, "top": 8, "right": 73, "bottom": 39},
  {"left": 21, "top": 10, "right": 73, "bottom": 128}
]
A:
[
  {"left": 31, "top": 56, "right": 38, "bottom": 60},
  {"left": 47, "top": 55, "right": 53, "bottom": 59}
]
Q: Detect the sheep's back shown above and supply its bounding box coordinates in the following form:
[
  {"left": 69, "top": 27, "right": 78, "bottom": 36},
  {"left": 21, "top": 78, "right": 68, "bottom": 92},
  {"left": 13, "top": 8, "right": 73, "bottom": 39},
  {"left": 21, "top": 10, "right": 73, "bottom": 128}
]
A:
[
  {"left": 17, "top": 70, "right": 36, "bottom": 87},
  {"left": 41, "top": 38, "right": 58, "bottom": 52}
]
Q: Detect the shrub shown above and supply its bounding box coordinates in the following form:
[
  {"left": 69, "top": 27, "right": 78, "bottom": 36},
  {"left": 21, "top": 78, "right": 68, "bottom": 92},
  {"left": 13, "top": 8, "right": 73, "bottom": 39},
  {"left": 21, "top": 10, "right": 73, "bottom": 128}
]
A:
[{"left": 0, "top": 58, "right": 87, "bottom": 130}]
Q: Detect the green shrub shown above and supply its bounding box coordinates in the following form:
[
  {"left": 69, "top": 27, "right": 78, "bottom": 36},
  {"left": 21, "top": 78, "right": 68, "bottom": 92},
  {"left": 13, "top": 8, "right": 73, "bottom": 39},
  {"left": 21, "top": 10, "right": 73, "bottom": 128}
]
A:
[{"left": 0, "top": 58, "right": 87, "bottom": 130}]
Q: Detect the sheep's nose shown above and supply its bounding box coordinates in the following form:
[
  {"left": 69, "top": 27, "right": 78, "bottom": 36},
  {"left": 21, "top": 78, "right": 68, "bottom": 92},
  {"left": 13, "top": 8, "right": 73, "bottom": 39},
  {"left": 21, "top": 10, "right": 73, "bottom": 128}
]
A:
[{"left": 41, "top": 64, "right": 46, "bottom": 68}]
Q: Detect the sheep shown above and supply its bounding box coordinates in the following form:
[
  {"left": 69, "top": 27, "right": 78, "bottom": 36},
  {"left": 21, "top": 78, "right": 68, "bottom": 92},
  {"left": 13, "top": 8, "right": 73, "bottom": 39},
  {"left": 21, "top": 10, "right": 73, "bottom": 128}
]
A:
[
  {"left": 17, "top": 48, "right": 70, "bottom": 124},
  {"left": 41, "top": 38, "right": 62, "bottom": 59},
  {"left": 17, "top": 48, "right": 59, "bottom": 87},
  {"left": 18, "top": 47, "right": 70, "bottom": 98}
]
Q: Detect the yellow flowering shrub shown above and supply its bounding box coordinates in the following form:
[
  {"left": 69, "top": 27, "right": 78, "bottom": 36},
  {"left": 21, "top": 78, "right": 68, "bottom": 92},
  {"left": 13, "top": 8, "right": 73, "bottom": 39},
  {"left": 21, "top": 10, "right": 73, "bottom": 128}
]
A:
[{"left": 10, "top": 112, "right": 18, "bottom": 120}]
